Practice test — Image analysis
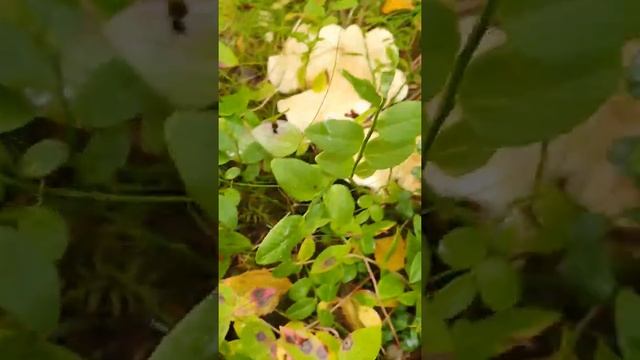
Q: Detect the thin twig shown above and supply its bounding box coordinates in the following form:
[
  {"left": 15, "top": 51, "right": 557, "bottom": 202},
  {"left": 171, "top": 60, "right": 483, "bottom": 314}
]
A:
[
  {"left": 362, "top": 258, "right": 401, "bottom": 346},
  {"left": 423, "top": 0, "right": 499, "bottom": 165},
  {"left": 0, "top": 173, "right": 192, "bottom": 203}
]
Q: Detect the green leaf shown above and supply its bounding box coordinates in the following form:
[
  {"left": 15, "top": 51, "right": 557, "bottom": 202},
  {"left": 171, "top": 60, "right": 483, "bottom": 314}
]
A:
[
  {"left": 0, "top": 227, "right": 60, "bottom": 334},
  {"left": 311, "top": 244, "right": 351, "bottom": 274},
  {"left": 431, "top": 273, "right": 477, "bottom": 320},
  {"left": 18, "top": 139, "right": 69, "bottom": 178},
  {"left": 460, "top": 47, "right": 621, "bottom": 146},
  {"left": 219, "top": 229, "right": 251, "bottom": 256},
  {"left": 452, "top": 307, "right": 560, "bottom": 359},
  {"left": 324, "top": 184, "right": 355, "bottom": 234},
  {"left": 316, "top": 151, "right": 354, "bottom": 178},
  {"left": 363, "top": 138, "right": 414, "bottom": 170},
  {"left": 595, "top": 339, "right": 622, "bottom": 360},
  {"left": 255, "top": 215, "right": 305, "bottom": 265},
  {"left": 219, "top": 41, "right": 239, "bottom": 68},
  {"left": 341, "top": 70, "right": 382, "bottom": 105},
  {"left": 16, "top": 206, "right": 68, "bottom": 261},
  {"left": 297, "top": 237, "right": 316, "bottom": 262},
  {"left": 76, "top": 125, "right": 131, "bottom": 185},
  {"left": 316, "top": 282, "right": 339, "bottom": 301},
  {"left": 429, "top": 120, "right": 496, "bottom": 176},
  {"left": 408, "top": 251, "right": 421, "bottom": 284},
  {"left": 424, "top": 303, "right": 454, "bottom": 355},
  {"left": 289, "top": 278, "right": 313, "bottom": 301},
  {"left": 378, "top": 272, "right": 405, "bottom": 300},
  {"left": 218, "top": 193, "right": 238, "bottom": 229},
  {"left": 0, "top": 21, "right": 55, "bottom": 90},
  {"left": 149, "top": 294, "right": 216, "bottom": 360},
  {"left": 474, "top": 257, "right": 521, "bottom": 311},
  {"left": 165, "top": 111, "right": 216, "bottom": 217},
  {"left": 273, "top": 259, "right": 302, "bottom": 278},
  {"left": 423, "top": 0, "right": 459, "bottom": 100},
  {"left": 330, "top": 0, "right": 357, "bottom": 11},
  {"left": 305, "top": 119, "right": 365, "bottom": 157},
  {"left": 72, "top": 59, "right": 160, "bottom": 128},
  {"left": 615, "top": 288, "right": 640, "bottom": 359},
  {"left": 0, "top": 86, "right": 35, "bottom": 134},
  {"left": 438, "top": 227, "right": 488, "bottom": 270},
  {"left": 220, "top": 87, "right": 251, "bottom": 116},
  {"left": 304, "top": 0, "right": 325, "bottom": 21},
  {"left": 285, "top": 297, "right": 317, "bottom": 320},
  {"left": 375, "top": 101, "right": 421, "bottom": 144},
  {"left": 498, "top": 0, "right": 625, "bottom": 65},
  {"left": 252, "top": 120, "right": 303, "bottom": 157},
  {"left": 561, "top": 213, "right": 616, "bottom": 302},
  {"left": 338, "top": 326, "right": 382, "bottom": 360},
  {"left": 271, "top": 158, "right": 331, "bottom": 201},
  {"left": 0, "top": 333, "right": 81, "bottom": 360},
  {"left": 236, "top": 318, "right": 276, "bottom": 360}
]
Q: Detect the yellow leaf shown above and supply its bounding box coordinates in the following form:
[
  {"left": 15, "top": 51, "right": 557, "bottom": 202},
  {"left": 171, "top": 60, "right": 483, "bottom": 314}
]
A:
[
  {"left": 357, "top": 306, "right": 382, "bottom": 327},
  {"left": 223, "top": 269, "right": 291, "bottom": 317},
  {"left": 341, "top": 298, "right": 382, "bottom": 330},
  {"left": 381, "top": 0, "right": 414, "bottom": 14},
  {"left": 278, "top": 325, "right": 333, "bottom": 360},
  {"left": 341, "top": 297, "right": 362, "bottom": 331},
  {"left": 374, "top": 235, "right": 406, "bottom": 271}
]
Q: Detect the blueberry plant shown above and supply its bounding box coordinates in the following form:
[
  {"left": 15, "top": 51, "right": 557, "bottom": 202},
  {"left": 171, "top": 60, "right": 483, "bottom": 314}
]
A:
[
  {"left": 218, "top": 0, "right": 421, "bottom": 359},
  {"left": 423, "top": 0, "right": 640, "bottom": 359}
]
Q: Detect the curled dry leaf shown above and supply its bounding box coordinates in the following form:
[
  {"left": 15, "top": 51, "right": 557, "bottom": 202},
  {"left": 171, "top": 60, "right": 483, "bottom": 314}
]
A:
[{"left": 223, "top": 269, "right": 292, "bottom": 317}]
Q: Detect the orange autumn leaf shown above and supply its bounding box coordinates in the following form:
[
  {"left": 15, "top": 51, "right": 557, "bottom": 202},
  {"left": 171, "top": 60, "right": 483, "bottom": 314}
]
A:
[
  {"left": 223, "top": 269, "right": 291, "bottom": 317},
  {"left": 381, "top": 0, "right": 414, "bottom": 14},
  {"left": 374, "top": 235, "right": 406, "bottom": 271}
]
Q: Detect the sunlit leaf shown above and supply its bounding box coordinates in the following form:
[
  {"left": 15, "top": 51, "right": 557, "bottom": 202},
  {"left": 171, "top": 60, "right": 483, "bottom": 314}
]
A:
[
  {"left": 378, "top": 272, "right": 405, "bottom": 300},
  {"left": 256, "top": 215, "right": 305, "bottom": 265},
  {"left": 286, "top": 298, "right": 317, "bottom": 320},
  {"left": 311, "top": 244, "right": 351, "bottom": 274},
  {"left": 223, "top": 269, "right": 292, "bottom": 317},
  {"left": 338, "top": 326, "right": 381, "bottom": 360},
  {"left": 252, "top": 120, "right": 303, "bottom": 157},
  {"left": 324, "top": 184, "right": 355, "bottom": 234},
  {"left": 374, "top": 235, "right": 406, "bottom": 272},
  {"left": 271, "top": 158, "right": 331, "bottom": 201},
  {"left": 305, "top": 120, "right": 365, "bottom": 157},
  {"left": 219, "top": 41, "right": 239, "bottom": 68}
]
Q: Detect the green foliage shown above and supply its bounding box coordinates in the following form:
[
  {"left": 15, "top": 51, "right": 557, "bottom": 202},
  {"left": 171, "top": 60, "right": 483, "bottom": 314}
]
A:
[
  {"left": 219, "top": 2, "right": 421, "bottom": 358},
  {"left": 149, "top": 294, "right": 216, "bottom": 360}
]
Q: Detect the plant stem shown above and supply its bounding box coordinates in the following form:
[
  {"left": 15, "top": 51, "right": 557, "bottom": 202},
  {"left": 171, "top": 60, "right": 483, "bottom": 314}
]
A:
[
  {"left": 0, "top": 173, "right": 192, "bottom": 203},
  {"left": 422, "top": 0, "right": 499, "bottom": 165},
  {"left": 350, "top": 105, "right": 383, "bottom": 180}
]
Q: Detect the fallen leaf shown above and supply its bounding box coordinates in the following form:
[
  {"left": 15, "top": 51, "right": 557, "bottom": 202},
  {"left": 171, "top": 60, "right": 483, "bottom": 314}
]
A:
[{"left": 381, "top": 0, "right": 414, "bottom": 14}]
